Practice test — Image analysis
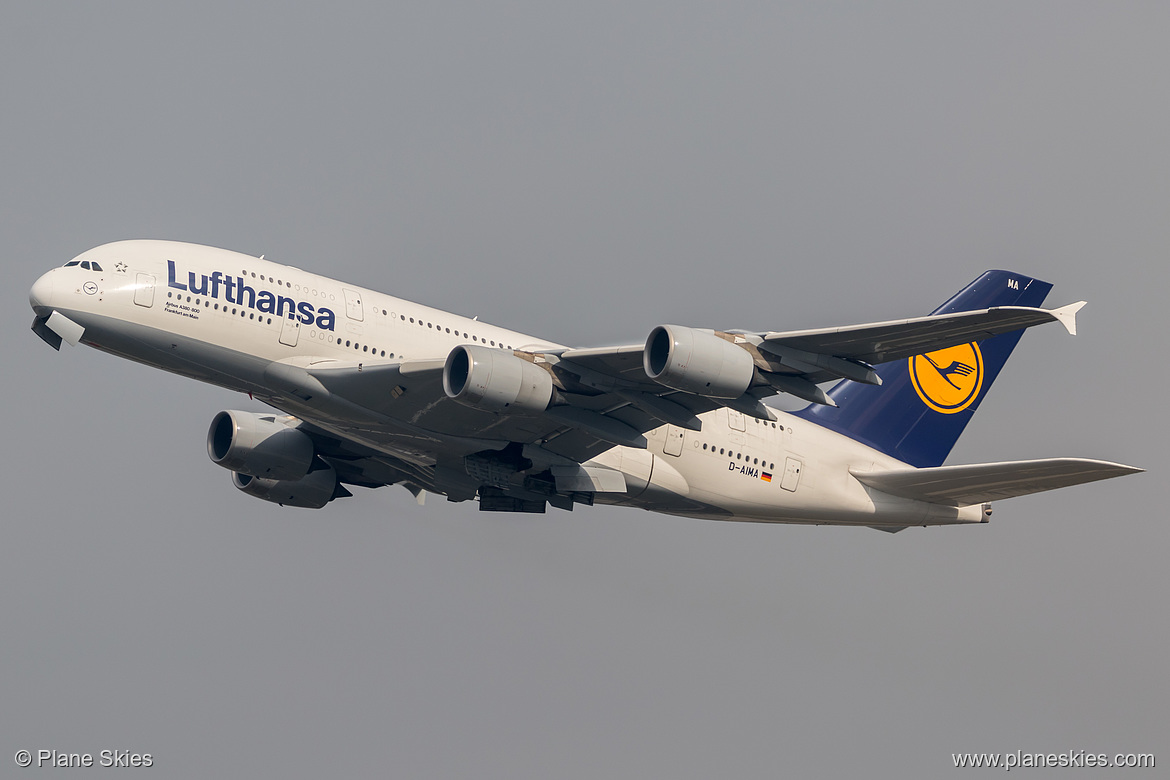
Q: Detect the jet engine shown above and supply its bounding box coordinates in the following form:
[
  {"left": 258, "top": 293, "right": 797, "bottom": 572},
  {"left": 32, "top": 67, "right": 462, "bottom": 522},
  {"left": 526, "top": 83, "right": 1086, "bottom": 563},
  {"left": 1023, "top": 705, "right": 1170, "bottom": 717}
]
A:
[
  {"left": 207, "top": 410, "right": 315, "bottom": 481},
  {"left": 643, "top": 324, "right": 756, "bottom": 399},
  {"left": 443, "top": 344, "right": 554, "bottom": 412},
  {"left": 231, "top": 464, "right": 344, "bottom": 509}
]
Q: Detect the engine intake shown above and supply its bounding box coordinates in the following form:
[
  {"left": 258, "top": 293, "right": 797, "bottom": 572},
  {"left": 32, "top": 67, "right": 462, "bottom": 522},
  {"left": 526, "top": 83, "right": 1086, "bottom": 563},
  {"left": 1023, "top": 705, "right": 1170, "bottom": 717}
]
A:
[
  {"left": 207, "top": 410, "right": 315, "bottom": 481},
  {"left": 443, "top": 344, "right": 554, "bottom": 412},
  {"left": 232, "top": 464, "right": 343, "bottom": 509},
  {"left": 643, "top": 324, "right": 755, "bottom": 399}
]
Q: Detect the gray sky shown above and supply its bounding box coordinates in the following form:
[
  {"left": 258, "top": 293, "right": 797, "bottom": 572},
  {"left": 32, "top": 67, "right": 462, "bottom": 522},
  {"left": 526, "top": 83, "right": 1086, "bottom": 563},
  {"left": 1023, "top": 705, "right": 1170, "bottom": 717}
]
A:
[{"left": 2, "top": 2, "right": 1166, "bottom": 777}]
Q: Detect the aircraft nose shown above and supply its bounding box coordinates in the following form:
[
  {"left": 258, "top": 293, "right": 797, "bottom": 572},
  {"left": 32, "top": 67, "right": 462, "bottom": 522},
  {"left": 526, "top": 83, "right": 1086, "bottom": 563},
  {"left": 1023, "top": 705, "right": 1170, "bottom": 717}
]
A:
[{"left": 29, "top": 271, "right": 55, "bottom": 313}]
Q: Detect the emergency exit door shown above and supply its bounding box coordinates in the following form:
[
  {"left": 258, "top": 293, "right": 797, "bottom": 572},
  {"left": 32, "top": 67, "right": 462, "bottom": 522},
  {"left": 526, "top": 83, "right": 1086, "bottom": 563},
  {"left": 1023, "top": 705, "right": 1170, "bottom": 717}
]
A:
[
  {"left": 780, "top": 457, "right": 802, "bottom": 492},
  {"left": 279, "top": 315, "right": 300, "bottom": 347},
  {"left": 133, "top": 273, "right": 155, "bottom": 307},
  {"left": 663, "top": 425, "right": 684, "bottom": 456}
]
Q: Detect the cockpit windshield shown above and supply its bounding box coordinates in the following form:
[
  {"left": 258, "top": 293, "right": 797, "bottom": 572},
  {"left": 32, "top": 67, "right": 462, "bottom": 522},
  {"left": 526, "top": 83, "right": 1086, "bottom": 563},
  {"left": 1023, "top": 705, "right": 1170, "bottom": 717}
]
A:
[{"left": 63, "top": 260, "right": 103, "bottom": 271}]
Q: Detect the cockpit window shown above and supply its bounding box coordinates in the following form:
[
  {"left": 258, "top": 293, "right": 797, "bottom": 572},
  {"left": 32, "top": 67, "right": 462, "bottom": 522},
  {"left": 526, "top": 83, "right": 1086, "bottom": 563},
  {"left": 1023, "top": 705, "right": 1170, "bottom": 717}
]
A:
[
  {"left": 80, "top": 261, "right": 91, "bottom": 270},
  {"left": 90, "top": 262, "right": 103, "bottom": 271},
  {"left": 64, "top": 260, "right": 80, "bottom": 267}
]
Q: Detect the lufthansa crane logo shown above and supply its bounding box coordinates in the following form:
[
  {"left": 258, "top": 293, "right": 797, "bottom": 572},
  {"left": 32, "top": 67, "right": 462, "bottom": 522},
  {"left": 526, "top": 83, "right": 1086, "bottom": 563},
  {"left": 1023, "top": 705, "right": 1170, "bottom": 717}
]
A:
[{"left": 909, "top": 342, "right": 984, "bottom": 414}]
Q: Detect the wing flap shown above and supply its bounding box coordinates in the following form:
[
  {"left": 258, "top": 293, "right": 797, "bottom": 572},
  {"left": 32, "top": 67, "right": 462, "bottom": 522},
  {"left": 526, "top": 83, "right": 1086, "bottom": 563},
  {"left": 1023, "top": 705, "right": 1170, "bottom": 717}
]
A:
[{"left": 852, "top": 458, "right": 1143, "bottom": 506}]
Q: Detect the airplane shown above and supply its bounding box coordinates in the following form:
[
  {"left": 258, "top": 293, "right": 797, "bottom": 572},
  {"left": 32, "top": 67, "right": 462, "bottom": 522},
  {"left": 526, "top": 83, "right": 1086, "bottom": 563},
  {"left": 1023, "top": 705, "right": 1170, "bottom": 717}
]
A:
[{"left": 28, "top": 240, "right": 1141, "bottom": 531}]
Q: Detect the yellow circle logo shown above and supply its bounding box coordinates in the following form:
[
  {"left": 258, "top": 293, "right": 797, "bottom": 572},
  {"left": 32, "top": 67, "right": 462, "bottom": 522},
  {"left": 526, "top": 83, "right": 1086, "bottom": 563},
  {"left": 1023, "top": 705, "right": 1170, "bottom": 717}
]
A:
[{"left": 909, "top": 342, "right": 984, "bottom": 414}]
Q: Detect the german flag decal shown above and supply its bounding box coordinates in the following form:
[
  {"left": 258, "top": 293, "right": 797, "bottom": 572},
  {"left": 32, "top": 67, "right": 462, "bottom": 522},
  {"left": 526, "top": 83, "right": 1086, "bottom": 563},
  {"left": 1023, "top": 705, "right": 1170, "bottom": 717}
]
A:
[{"left": 761, "top": 472, "right": 773, "bottom": 482}]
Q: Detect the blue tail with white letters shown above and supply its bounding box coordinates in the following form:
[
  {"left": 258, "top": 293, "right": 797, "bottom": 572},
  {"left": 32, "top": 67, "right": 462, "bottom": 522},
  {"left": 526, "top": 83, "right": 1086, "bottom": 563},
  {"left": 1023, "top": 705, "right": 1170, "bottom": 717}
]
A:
[{"left": 793, "top": 271, "right": 1052, "bottom": 468}]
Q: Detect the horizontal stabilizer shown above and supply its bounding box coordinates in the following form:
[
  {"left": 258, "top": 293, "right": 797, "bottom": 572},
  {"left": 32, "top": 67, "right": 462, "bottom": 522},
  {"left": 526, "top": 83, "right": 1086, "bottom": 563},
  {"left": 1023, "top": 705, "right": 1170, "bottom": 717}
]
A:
[{"left": 852, "top": 458, "right": 1143, "bottom": 506}]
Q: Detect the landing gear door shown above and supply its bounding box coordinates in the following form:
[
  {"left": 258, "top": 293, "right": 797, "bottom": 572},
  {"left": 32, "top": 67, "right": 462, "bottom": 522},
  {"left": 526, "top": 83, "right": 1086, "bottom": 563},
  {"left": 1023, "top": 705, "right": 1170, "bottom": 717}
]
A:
[
  {"left": 279, "top": 315, "right": 300, "bottom": 347},
  {"left": 780, "top": 456, "right": 802, "bottom": 492},
  {"left": 133, "top": 273, "right": 155, "bottom": 308},
  {"left": 663, "top": 425, "right": 684, "bottom": 457}
]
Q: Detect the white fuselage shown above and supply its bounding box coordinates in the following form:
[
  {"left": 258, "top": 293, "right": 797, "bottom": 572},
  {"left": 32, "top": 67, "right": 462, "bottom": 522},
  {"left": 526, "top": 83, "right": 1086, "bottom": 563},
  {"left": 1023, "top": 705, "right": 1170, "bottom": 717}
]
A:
[{"left": 30, "top": 240, "right": 982, "bottom": 528}]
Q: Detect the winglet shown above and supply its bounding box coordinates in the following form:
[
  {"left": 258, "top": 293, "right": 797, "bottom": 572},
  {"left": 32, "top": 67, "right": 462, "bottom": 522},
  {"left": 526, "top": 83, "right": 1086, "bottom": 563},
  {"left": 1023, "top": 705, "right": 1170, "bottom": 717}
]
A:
[{"left": 1050, "top": 301, "right": 1086, "bottom": 335}]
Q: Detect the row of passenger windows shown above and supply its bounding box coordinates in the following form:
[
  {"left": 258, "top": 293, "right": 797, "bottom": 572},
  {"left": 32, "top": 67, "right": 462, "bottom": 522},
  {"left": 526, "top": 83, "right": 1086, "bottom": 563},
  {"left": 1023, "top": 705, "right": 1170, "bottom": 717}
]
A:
[
  {"left": 395, "top": 313, "right": 513, "bottom": 350},
  {"left": 247, "top": 270, "right": 291, "bottom": 288},
  {"left": 699, "top": 442, "right": 776, "bottom": 471},
  {"left": 63, "top": 260, "right": 103, "bottom": 271},
  {"left": 244, "top": 270, "right": 339, "bottom": 302},
  {"left": 168, "top": 291, "right": 279, "bottom": 325}
]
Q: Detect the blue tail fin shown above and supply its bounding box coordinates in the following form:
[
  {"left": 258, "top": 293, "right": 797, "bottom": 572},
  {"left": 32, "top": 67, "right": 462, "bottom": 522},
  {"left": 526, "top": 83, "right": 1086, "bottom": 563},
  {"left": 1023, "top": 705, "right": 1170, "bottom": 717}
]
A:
[{"left": 792, "top": 271, "right": 1052, "bottom": 467}]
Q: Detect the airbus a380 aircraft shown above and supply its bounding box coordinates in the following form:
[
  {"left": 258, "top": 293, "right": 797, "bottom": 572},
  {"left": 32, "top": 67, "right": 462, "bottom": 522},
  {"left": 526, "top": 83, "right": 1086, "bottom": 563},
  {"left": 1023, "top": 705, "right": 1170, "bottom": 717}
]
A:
[{"left": 29, "top": 241, "right": 1140, "bottom": 531}]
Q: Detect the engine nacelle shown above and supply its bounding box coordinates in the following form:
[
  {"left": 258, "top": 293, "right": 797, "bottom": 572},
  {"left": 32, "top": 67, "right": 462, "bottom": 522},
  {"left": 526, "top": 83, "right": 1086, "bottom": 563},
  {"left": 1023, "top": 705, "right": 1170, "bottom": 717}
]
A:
[
  {"left": 231, "top": 465, "right": 341, "bottom": 509},
  {"left": 643, "top": 324, "right": 756, "bottom": 399},
  {"left": 443, "top": 344, "right": 554, "bottom": 412},
  {"left": 207, "top": 410, "right": 315, "bottom": 481}
]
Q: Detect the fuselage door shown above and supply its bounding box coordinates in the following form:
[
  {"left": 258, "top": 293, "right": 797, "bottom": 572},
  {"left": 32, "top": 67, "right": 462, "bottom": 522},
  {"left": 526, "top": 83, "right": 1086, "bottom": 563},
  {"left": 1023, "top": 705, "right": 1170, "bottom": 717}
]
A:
[
  {"left": 663, "top": 424, "right": 684, "bottom": 457},
  {"left": 133, "top": 273, "right": 155, "bottom": 308},
  {"left": 279, "top": 314, "right": 300, "bottom": 347},
  {"left": 343, "top": 288, "right": 364, "bottom": 321},
  {"left": 727, "top": 409, "right": 746, "bottom": 432},
  {"left": 780, "top": 456, "right": 802, "bottom": 492}
]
